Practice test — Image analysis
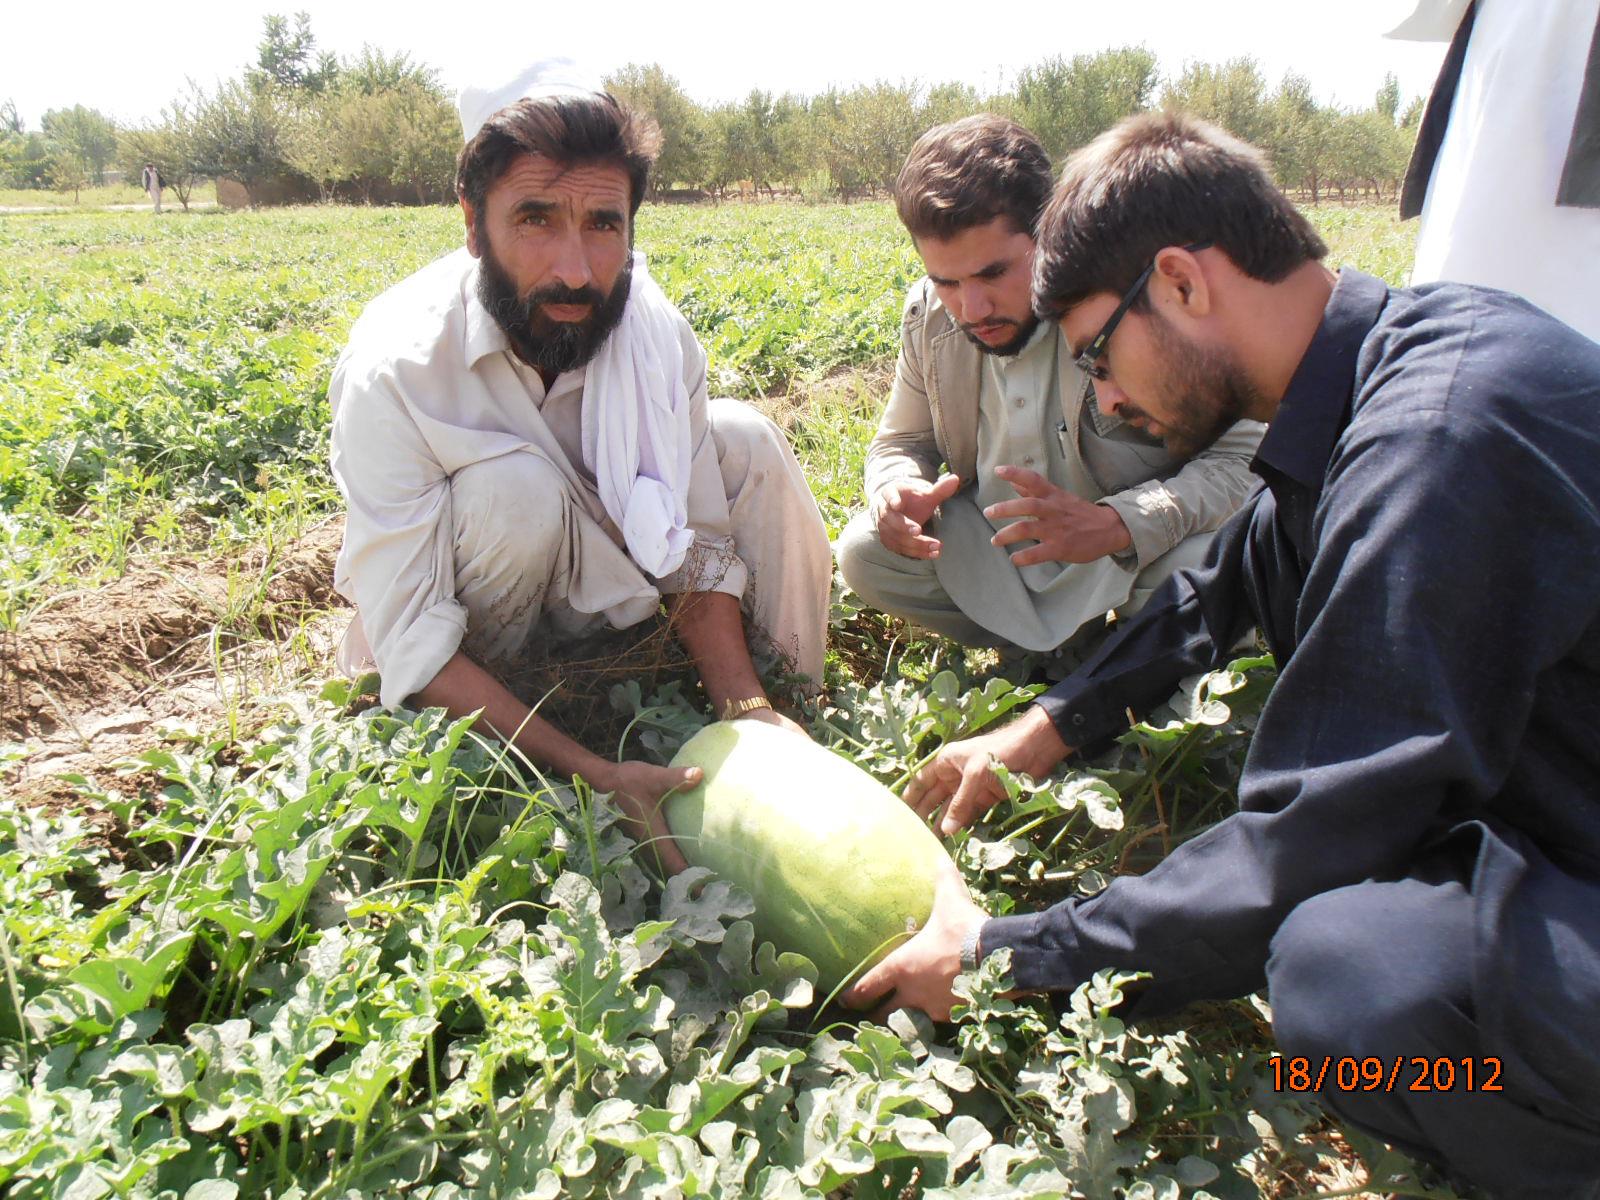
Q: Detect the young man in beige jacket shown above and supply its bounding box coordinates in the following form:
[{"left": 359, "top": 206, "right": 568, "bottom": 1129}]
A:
[{"left": 836, "top": 115, "right": 1263, "bottom": 658}]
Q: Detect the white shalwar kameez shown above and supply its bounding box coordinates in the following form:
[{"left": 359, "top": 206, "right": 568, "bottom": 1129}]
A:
[{"left": 329, "top": 248, "right": 832, "bottom": 709}]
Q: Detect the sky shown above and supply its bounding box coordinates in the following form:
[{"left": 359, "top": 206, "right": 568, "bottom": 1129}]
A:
[{"left": 5, "top": 0, "right": 1449, "bottom": 130}]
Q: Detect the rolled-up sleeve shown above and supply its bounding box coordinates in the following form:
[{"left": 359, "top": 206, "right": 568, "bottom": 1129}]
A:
[
  {"left": 330, "top": 358, "right": 466, "bottom": 708},
  {"left": 655, "top": 333, "right": 748, "bottom": 599},
  {"left": 1099, "top": 418, "right": 1266, "bottom": 569}
]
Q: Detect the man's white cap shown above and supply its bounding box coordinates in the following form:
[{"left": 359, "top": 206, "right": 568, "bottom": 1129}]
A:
[{"left": 456, "top": 57, "right": 606, "bottom": 143}]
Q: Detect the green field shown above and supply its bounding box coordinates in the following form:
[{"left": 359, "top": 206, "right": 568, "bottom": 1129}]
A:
[
  {"left": 0, "top": 200, "right": 1447, "bottom": 1199},
  {"left": 0, "top": 181, "right": 221, "bottom": 211}
]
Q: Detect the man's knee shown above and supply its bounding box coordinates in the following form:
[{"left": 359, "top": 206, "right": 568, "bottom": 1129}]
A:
[
  {"left": 1267, "top": 880, "right": 1474, "bottom": 1063},
  {"left": 450, "top": 451, "right": 570, "bottom": 574},
  {"left": 835, "top": 507, "right": 923, "bottom": 601},
  {"left": 708, "top": 397, "right": 789, "bottom": 485},
  {"left": 835, "top": 509, "right": 875, "bottom": 592}
]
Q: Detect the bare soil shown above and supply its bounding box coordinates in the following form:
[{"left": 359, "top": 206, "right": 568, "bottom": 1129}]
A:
[
  {"left": 1, "top": 519, "right": 347, "bottom": 800},
  {"left": 0, "top": 520, "right": 788, "bottom": 807}
]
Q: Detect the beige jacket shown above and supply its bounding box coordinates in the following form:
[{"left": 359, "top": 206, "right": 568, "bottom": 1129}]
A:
[{"left": 864, "top": 278, "right": 1266, "bottom": 568}]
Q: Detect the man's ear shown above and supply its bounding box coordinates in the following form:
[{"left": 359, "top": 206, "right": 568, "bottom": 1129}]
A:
[
  {"left": 1150, "top": 245, "right": 1212, "bottom": 319},
  {"left": 461, "top": 195, "right": 482, "bottom": 258}
]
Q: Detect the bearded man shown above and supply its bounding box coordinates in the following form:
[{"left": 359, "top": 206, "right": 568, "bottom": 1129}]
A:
[
  {"left": 328, "top": 61, "right": 831, "bottom": 871},
  {"left": 836, "top": 115, "right": 1262, "bottom": 663},
  {"left": 846, "top": 112, "right": 1600, "bottom": 1199}
]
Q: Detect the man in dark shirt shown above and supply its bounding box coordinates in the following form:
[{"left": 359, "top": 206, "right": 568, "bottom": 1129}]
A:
[{"left": 846, "top": 112, "right": 1600, "bottom": 1199}]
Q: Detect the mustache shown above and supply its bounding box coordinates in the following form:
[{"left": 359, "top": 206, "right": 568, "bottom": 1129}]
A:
[{"left": 528, "top": 282, "right": 606, "bottom": 309}]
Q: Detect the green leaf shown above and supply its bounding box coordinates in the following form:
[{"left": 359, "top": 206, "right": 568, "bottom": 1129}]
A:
[
  {"left": 105, "top": 1044, "right": 194, "bottom": 1100},
  {"left": 660, "top": 867, "right": 756, "bottom": 945},
  {"left": 29, "top": 933, "right": 193, "bottom": 1036},
  {"left": 944, "top": 1113, "right": 992, "bottom": 1173},
  {"left": 1175, "top": 1155, "right": 1221, "bottom": 1187},
  {"left": 716, "top": 920, "right": 816, "bottom": 1009},
  {"left": 1053, "top": 777, "right": 1125, "bottom": 831}
]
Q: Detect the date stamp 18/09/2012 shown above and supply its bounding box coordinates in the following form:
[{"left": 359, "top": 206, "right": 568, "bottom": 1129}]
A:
[{"left": 1269, "top": 1056, "right": 1504, "bottom": 1094}]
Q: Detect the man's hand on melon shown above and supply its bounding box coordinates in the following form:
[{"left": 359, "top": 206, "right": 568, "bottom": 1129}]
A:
[
  {"left": 904, "top": 706, "right": 1072, "bottom": 836},
  {"left": 596, "top": 759, "right": 698, "bottom": 876},
  {"left": 843, "top": 858, "right": 985, "bottom": 1023}
]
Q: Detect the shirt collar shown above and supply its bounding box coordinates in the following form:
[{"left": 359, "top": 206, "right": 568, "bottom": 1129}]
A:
[
  {"left": 461, "top": 258, "right": 511, "bottom": 369},
  {"left": 1014, "top": 318, "right": 1055, "bottom": 360},
  {"left": 504, "top": 350, "right": 587, "bottom": 405},
  {"left": 1253, "top": 268, "right": 1390, "bottom": 490}
]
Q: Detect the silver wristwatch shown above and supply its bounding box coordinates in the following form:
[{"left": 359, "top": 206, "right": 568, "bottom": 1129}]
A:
[{"left": 959, "top": 921, "right": 984, "bottom": 973}]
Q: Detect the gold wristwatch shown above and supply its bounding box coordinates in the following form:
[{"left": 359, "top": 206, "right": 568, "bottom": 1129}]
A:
[{"left": 721, "top": 696, "right": 773, "bottom": 721}]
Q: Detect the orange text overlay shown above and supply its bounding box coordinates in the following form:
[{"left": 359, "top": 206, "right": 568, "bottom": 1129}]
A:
[{"left": 1268, "top": 1055, "right": 1504, "bottom": 1094}]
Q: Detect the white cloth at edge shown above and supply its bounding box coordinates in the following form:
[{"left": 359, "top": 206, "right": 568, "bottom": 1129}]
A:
[
  {"left": 456, "top": 56, "right": 605, "bottom": 142},
  {"left": 1404, "top": 0, "right": 1600, "bottom": 342},
  {"left": 583, "top": 252, "right": 695, "bottom": 578},
  {"left": 328, "top": 247, "right": 747, "bottom": 708},
  {"left": 1386, "top": 0, "right": 1472, "bottom": 41}
]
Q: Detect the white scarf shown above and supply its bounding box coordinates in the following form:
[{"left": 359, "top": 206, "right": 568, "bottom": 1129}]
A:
[{"left": 580, "top": 252, "right": 695, "bottom": 578}]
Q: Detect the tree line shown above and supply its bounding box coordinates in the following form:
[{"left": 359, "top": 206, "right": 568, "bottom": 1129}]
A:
[
  {"left": 1, "top": 13, "right": 1422, "bottom": 208},
  {"left": 610, "top": 54, "right": 1420, "bottom": 205},
  {"left": 0, "top": 14, "right": 457, "bottom": 208}
]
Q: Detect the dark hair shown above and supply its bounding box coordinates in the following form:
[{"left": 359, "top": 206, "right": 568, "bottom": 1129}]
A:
[
  {"left": 894, "top": 114, "right": 1054, "bottom": 241},
  {"left": 1031, "top": 111, "right": 1327, "bottom": 320},
  {"left": 456, "top": 93, "right": 662, "bottom": 219}
]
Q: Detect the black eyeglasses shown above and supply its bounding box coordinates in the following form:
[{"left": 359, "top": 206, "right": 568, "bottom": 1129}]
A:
[{"left": 1074, "top": 241, "right": 1212, "bottom": 381}]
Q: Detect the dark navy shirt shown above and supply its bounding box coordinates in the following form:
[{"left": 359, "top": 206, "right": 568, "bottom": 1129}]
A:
[{"left": 982, "top": 268, "right": 1600, "bottom": 1016}]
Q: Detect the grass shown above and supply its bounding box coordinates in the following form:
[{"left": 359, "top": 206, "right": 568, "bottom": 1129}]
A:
[
  {"left": 0, "top": 204, "right": 460, "bottom": 628},
  {"left": 0, "top": 180, "right": 220, "bottom": 209},
  {"left": 1304, "top": 201, "right": 1419, "bottom": 284}
]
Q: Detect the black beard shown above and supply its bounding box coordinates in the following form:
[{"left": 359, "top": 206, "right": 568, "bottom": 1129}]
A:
[
  {"left": 959, "top": 314, "right": 1039, "bottom": 357},
  {"left": 477, "top": 240, "right": 633, "bottom": 375},
  {"left": 1138, "top": 312, "right": 1259, "bottom": 458}
]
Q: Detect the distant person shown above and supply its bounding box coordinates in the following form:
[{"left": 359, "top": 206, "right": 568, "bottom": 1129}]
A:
[
  {"left": 141, "top": 162, "right": 163, "bottom": 213},
  {"left": 846, "top": 112, "right": 1600, "bottom": 1200},
  {"left": 836, "top": 116, "right": 1263, "bottom": 666},
  {"left": 327, "top": 59, "right": 831, "bottom": 872},
  {"left": 1393, "top": 0, "right": 1600, "bottom": 341}
]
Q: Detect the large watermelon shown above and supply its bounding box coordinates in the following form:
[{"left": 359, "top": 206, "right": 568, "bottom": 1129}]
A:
[{"left": 664, "top": 720, "right": 952, "bottom": 991}]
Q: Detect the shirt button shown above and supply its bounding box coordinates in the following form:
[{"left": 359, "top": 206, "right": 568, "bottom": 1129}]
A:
[
  {"left": 1072, "top": 714, "right": 1087, "bottom": 726},
  {"left": 1023, "top": 456, "right": 1035, "bottom": 467},
  {"left": 1014, "top": 396, "right": 1025, "bottom": 409}
]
